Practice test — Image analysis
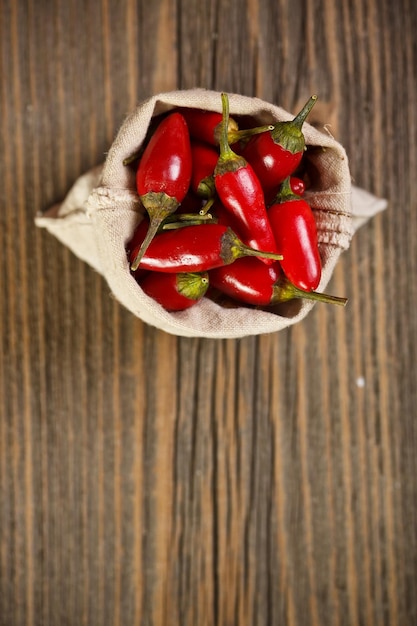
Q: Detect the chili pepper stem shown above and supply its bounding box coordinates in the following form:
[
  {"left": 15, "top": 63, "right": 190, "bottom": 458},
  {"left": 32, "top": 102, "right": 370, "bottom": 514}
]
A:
[
  {"left": 215, "top": 94, "right": 247, "bottom": 174},
  {"left": 163, "top": 212, "right": 214, "bottom": 226},
  {"left": 162, "top": 215, "right": 215, "bottom": 230},
  {"left": 219, "top": 93, "right": 234, "bottom": 158},
  {"left": 199, "top": 196, "right": 216, "bottom": 215},
  {"left": 228, "top": 123, "right": 275, "bottom": 144},
  {"left": 270, "top": 95, "right": 318, "bottom": 153},
  {"left": 131, "top": 192, "right": 179, "bottom": 271},
  {"left": 272, "top": 278, "right": 348, "bottom": 306},
  {"left": 123, "top": 151, "right": 141, "bottom": 166},
  {"left": 221, "top": 228, "right": 283, "bottom": 265},
  {"left": 176, "top": 273, "right": 209, "bottom": 300},
  {"left": 274, "top": 176, "right": 299, "bottom": 203},
  {"left": 292, "top": 95, "right": 318, "bottom": 129}
]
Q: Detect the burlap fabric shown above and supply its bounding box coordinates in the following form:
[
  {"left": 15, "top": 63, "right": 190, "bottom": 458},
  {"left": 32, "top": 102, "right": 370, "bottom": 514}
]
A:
[{"left": 35, "top": 89, "right": 387, "bottom": 338}]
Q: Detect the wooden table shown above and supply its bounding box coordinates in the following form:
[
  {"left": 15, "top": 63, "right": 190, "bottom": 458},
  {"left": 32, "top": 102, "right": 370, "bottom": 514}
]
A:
[{"left": 1, "top": 1, "right": 416, "bottom": 624}]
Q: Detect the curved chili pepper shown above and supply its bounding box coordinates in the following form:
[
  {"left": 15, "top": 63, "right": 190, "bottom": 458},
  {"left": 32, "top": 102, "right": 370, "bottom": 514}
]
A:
[
  {"left": 138, "top": 270, "right": 209, "bottom": 311},
  {"left": 268, "top": 177, "right": 322, "bottom": 291},
  {"left": 241, "top": 95, "right": 317, "bottom": 200},
  {"left": 127, "top": 222, "right": 282, "bottom": 273},
  {"left": 209, "top": 257, "right": 347, "bottom": 307},
  {"left": 214, "top": 93, "right": 279, "bottom": 264},
  {"left": 131, "top": 112, "right": 192, "bottom": 270}
]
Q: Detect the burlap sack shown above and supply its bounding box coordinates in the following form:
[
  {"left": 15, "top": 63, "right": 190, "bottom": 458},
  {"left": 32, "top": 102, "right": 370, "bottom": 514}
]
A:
[{"left": 35, "top": 89, "right": 387, "bottom": 338}]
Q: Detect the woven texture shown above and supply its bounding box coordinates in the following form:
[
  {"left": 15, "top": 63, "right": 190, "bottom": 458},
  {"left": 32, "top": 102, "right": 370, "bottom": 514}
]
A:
[{"left": 35, "top": 89, "right": 387, "bottom": 338}]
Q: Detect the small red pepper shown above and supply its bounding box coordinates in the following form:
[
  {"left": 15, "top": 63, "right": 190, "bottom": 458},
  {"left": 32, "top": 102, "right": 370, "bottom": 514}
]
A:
[
  {"left": 209, "top": 257, "right": 347, "bottom": 307},
  {"left": 179, "top": 107, "right": 239, "bottom": 146},
  {"left": 209, "top": 257, "right": 281, "bottom": 305},
  {"left": 289, "top": 176, "right": 306, "bottom": 196},
  {"left": 127, "top": 221, "right": 282, "bottom": 273},
  {"left": 268, "top": 177, "right": 322, "bottom": 291},
  {"left": 131, "top": 112, "right": 192, "bottom": 270},
  {"left": 138, "top": 271, "right": 209, "bottom": 311},
  {"left": 214, "top": 93, "right": 279, "bottom": 263},
  {"left": 241, "top": 95, "right": 317, "bottom": 200},
  {"left": 179, "top": 107, "right": 273, "bottom": 147}
]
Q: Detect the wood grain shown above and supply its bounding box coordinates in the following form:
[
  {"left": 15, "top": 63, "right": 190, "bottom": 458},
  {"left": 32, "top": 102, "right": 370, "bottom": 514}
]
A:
[{"left": 1, "top": 0, "right": 416, "bottom": 625}]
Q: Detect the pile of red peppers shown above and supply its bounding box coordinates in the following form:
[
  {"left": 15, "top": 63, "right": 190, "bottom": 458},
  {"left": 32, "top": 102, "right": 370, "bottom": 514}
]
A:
[{"left": 125, "top": 93, "right": 347, "bottom": 312}]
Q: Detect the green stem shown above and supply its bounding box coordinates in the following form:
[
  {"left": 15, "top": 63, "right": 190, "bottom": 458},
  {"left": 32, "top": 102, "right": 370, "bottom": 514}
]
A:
[
  {"left": 177, "top": 272, "right": 209, "bottom": 300},
  {"left": 220, "top": 228, "right": 284, "bottom": 265},
  {"left": 238, "top": 244, "right": 283, "bottom": 262},
  {"left": 162, "top": 216, "right": 216, "bottom": 230},
  {"left": 123, "top": 151, "right": 142, "bottom": 166},
  {"left": 292, "top": 95, "right": 318, "bottom": 129},
  {"left": 215, "top": 94, "right": 247, "bottom": 175},
  {"left": 130, "top": 216, "right": 165, "bottom": 271},
  {"left": 219, "top": 93, "right": 234, "bottom": 159},
  {"left": 130, "top": 192, "right": 179, "bottom": 271},
  {"left": 272, "top": 278, "right": 348, "bottom": 306},
  {"left": 228, "top": 123, "right": 274, "bottom": 144},
  {"left": 274, "top": 176, "right": 299, "bottom": 203},
  {"left": 199, "top": 196, "right": 216, "bottom": 215}
]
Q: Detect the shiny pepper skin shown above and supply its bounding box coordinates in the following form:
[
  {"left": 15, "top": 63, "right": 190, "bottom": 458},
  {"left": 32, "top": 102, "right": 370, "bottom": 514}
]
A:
[
  {"left": 289, "top": 176, "right": 306, "bottom": 196},
  {"left": 178, "top": 107, "right": 239, "bottom": 146},
  {"left": 241, "top": 95, "right": 317, "bottom": 201},
  {"left": 209, "top": 257, "right": 281, "bottom": 305},
  {"left": 214, "top": 93, "right": 280, "bottom": 263},
  {"left": 209, "top": 255, "right": 346, "bottom": 307},
  {"left": 242, "top": 132, "right": 302, "bottom": 198},
  {"left": 214, "top": 166, "right": 278, "bottom": 256},
  {"left": 136, "top": 111, "right": 192, "bottom": 201},
  {"left": 131, "top": 112, "right": 192, "bottom": 271},
  {"left": 268, "top": 177, "right": 322, "bottom": 291},
  {"left": 127, "top": 221, "right": 282, "bottom": 273}
]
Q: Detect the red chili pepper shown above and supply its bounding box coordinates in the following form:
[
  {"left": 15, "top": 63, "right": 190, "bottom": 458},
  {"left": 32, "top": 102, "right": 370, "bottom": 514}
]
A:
[
  {"left": 179, "top": 107, "right": 273, "bottom": 147},
  {"left": 138, "top": 271, "right": 209, "bottom": 311},
  {"left": 131, "top": 111, "right": 192, "bottom": 270},
  {"left": 127, "top": 221, "right": 282, "bottom": 273},
  {"left": 290, "top": 176, "right": 306, "bottom": 196},
  {"left": 209, "top": 257, "right": 347, "bottom": 307},
  {"left": 241, "top": 95, "right": 317, "bottom": 200},
  {"left": 268, "top": 177, "right": 322, "bottom": 291},
  {"left": 179, "top": 107, "right": 239, "bottom": 146},
  {"left": 209, "top": 257, "right": 281, "bottom": 305},
  {"left": 211, "top": 199, "right": 244, "bottom": 235},
  {"left": 214, "top": 93, "right": 279, "bottom": 264}
]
